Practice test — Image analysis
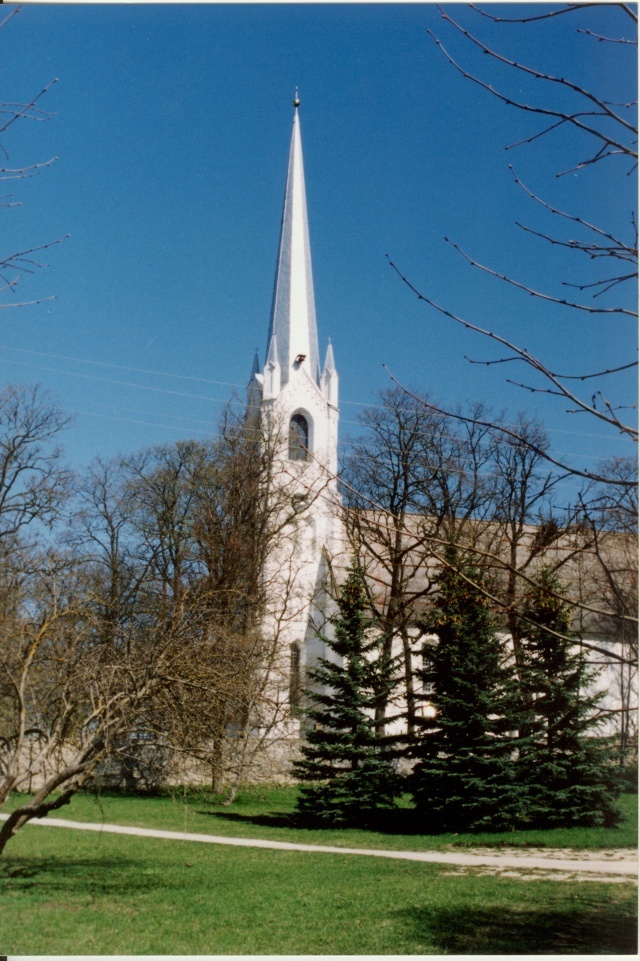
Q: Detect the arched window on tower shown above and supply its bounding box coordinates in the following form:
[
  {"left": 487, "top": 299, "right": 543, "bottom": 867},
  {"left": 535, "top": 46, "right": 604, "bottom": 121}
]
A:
[{"left": 289, "top": 413, "right": 309, "bottom": 461}]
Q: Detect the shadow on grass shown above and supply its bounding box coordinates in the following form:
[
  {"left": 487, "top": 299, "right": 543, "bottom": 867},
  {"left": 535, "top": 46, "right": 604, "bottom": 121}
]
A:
[
  {"left": 0, "top": 856, "right": 167, "bottom": 896},
  {"left": 198, "top": 809, "right": 304, "bottom": 829},
  {"left": 197, "top": 806, "right": 558, "bottom": 841},
  {"left": 199, "top": 801, "right": 637, "bottom": 850},
  {"left": 198, "top": 806, "right": 429, "bottom": 834},
  {"left": 398, "top": 901, "right": 638, "bottom": 955}
]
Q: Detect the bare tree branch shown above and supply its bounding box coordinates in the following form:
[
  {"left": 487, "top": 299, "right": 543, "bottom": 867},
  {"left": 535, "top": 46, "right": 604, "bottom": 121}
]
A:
[{"left": 385, "top": 259, "right": 638, "bottom": 446}]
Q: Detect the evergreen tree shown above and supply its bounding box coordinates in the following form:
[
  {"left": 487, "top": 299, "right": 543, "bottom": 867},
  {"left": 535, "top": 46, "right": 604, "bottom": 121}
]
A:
[
  {"left": 411, "top": 551, "right": 526, "bottom": 832},
  {"left": 517, "top": 568, "right": 621, "bottom": 828},
  {"left": 293, "top": 564, "right": 402, "bottom": 825}
]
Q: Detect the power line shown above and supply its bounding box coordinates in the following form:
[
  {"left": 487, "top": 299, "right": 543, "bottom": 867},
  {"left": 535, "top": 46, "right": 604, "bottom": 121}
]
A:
[
  {"left": 62, "top": 407, "right": 219, "bottom": 439},
  {"left": 0, "top": 345, "right": 240, "bottom": 390},
  {"left": 2, "top": 347, "right": 635, "bottom": 482},
  {"left": 2, "top": 343, "right": 634, "bottom": 442}
]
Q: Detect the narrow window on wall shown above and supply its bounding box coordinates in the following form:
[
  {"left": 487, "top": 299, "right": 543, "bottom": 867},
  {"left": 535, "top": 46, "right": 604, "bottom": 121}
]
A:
[
  {"left": 289, "top": 413, "right": 309, "bottom": 461},
  {"left": 289, "top": 642, "right": 301, "bottom": 708},
  {"left": 421, "top": 649, "right": 434, "bottom": 697}
]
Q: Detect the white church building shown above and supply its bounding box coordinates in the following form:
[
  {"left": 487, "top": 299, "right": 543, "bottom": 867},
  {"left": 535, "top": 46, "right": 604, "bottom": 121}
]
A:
[{"left": 239, "top": 96, "right": 635, "bottom": 776}]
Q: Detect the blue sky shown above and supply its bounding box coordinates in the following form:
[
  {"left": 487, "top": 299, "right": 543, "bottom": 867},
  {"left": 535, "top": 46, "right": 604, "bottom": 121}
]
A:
[{"left": 2, "top": 3, "right": 637, "bottom": 504}]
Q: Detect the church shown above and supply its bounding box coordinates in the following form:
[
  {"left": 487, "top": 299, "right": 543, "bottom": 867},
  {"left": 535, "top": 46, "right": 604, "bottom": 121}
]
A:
[{"left": 240, "top": 95, "right": 636, "bottom": 776}]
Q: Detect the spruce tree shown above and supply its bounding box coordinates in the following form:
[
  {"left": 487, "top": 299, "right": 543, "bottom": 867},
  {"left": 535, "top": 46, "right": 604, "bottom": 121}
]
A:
[
  {"left": 293, "top": 564, "right": 402, "bottom": 825},
  {"left": 411, "top": 551, "right": 526, "bottom": 832},
  {"left": 517, "top": 569, "right": 621, "bottom": 828}
]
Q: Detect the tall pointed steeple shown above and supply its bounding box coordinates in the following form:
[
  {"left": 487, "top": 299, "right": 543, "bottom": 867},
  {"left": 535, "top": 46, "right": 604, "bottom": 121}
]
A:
[
  {"left": 266, "top": 95, "right": 320, "bottom": 387},
  {"left": 254, "top": 95, "right": 341, "bottom": 749}
]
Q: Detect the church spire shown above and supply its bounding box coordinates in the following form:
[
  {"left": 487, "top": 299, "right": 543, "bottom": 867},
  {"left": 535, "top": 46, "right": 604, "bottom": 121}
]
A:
[{"left": 265, "top": 96, "right": 320, "bottom": 388}]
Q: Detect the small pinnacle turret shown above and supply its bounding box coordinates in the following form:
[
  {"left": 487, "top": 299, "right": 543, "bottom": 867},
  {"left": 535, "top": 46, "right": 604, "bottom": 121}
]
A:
[
  {"left": 322, "top": 339, "right": 338, "bottom": 408},
  {"left": 249, "top": 349, "right": 261, "bottom": 381},
  {"left": 263, "top": 331, "right": 281, "bottom": 400},
  {"left": 246, "top": 349, "right": 264, "bottom": 413},
  {"left": 323, "top": 339, "right": 336, "bottom": 374}
]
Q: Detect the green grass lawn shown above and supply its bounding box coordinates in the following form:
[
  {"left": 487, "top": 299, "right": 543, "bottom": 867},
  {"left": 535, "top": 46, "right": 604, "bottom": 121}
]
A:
[
  {"left": 10, "top": 784, "right": 636, "bottom": 853},
  {"left": 0, "top": 820, "right": 636, "bottom": 955},
  {"left": 0, "top": 787, "right": 636, "bottom": 954}
]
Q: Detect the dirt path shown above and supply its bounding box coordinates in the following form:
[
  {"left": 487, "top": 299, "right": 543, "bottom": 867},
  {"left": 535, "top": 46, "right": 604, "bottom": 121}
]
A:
[{"left": 3, "top": 813, "right": 637, "bottom": 883}]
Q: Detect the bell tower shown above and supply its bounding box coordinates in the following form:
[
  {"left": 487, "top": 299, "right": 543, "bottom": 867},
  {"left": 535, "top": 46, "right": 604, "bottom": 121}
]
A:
[{"left": 247, "top": 94, "right": 340, "bottom": 713}]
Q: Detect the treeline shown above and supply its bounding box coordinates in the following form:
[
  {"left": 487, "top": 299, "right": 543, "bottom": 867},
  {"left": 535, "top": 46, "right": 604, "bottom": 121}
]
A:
[
  {"left": 0, "top": 387, "right": 304, "bottom": 854},
  {"left": 0, "top": 383, "right": 636, "bottom": 853}
]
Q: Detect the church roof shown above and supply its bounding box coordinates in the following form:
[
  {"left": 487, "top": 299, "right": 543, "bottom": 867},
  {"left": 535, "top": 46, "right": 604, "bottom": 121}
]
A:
[{"left": 266, "top": 99, "right": 320, "bottom": 387}]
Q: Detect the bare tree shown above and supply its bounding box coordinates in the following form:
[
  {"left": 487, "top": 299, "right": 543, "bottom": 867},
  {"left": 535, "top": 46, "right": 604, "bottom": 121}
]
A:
[
  {"left": 343, "top": 388, "right": 507, "bottom": 734},
  {"left": 0, "top": 401, "right": 315, "bottom": 851},
  {"left": 1, "top": 6, "right": 67, "bottom": 312},
  {"left": 0, "top": 384, "right": 72, "bottom": 548},
  {"left": 487, "top": 413, "right": 573, "bottom": 655},
  {"left": 388, "top": 3, "right": 637, "bottom": 483},
  {"left": 0, "top": 539, "right": 215, "bottom": 855}
]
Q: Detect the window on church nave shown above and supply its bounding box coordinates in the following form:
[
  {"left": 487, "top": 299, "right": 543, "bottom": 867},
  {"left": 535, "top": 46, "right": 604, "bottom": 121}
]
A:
[
  {"left": 421, "top": 648, "right": 435, "bottom": 696},
  {"left": 289, "top": 642, "right": 301, "bottom": 708},
  {"left": 289, "top": 413, "right": 309, "bottom": 461}
]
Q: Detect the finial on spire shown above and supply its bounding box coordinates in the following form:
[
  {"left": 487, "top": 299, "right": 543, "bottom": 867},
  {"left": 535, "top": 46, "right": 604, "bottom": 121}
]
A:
[{"left": 293, "top": 87, "right": 300, "bottom": 109}]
